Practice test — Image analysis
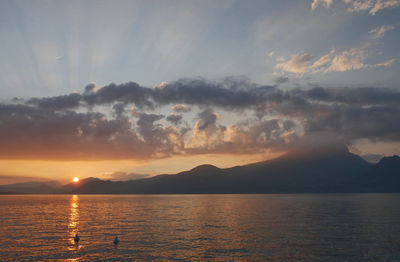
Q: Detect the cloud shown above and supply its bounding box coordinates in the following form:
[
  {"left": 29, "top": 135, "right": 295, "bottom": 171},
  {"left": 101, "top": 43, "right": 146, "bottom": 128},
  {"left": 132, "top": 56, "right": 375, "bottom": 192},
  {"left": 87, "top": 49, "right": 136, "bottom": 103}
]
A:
[
  {"left": 1, "top": 78, "right": 399, "bottom": 160},
  {"left": 152, "top": 78, "right": 277, "bottom": 109},
  {"left": 369, "top": 25, "right": 396, "bottom": 39},
  {"left": 275, "top": 47, "right": 395, "bottom": 75},
  {"left": 312, "top": 0, "right": 334, "bottom": 10},
  {"left": 310, "top": 49, "right": 337, "bottom": 69},
  {"left": 324, "top": 48, "right": 367, "bottom": 72},
  {"left": 369, "top": 0, "right": 400, "bottom": 15},
  {"left": 274, "top": 76, "right": 290, "bottom": 85},
  {"left": 166, "top": 113, "right": 183, "bottom": 125},
  {"left": 28, "top": 93, "right": 82, "bottom": 110},
  {"left": 372, "top": 58, "right": 396, "bottom": 67},
  {"left": 188, "top": 108, "right": 225, "bottom": 151},
  {"left": 84, "top": 82, "right": 154, "bottom": 109},
  {"left": 275, "top": 53, "right": 315, "bottom": 74},
  {"left": 196, "top": 108, "right": 219, "bottom": 130},
  {"left": 0, "top": 104, "right": 150, "bottom": 160},
  {"left": 312, "top": 0, "right": 400, "bottom": 15},
  {"left": 344, "top": 0, "right": 376, "bottom": 12},
  {"left": 360, "top": 153, "right": 383, "bottom": 163}
]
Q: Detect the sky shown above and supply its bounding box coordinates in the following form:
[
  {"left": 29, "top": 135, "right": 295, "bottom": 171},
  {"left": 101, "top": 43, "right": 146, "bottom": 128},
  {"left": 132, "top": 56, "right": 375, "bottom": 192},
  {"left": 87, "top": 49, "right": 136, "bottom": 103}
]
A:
[{"left": 0, "top": 0, "right": 399, "bottom": 184}]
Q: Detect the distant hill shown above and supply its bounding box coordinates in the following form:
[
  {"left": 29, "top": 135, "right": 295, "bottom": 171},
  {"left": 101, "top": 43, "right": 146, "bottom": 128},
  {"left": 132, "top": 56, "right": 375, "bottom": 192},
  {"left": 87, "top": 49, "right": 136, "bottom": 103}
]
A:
[
  {"left": 356, "top": 155, "right": 400, "bottom": 192},
  {"left": 0, "top": 180, "right": 62, "bottom": 194},
  {"left": 2, "top": 148, "right": 399, "bottom": 194},
  {"left": 59, "top": 147, "right": 400, "bottom": 194}
]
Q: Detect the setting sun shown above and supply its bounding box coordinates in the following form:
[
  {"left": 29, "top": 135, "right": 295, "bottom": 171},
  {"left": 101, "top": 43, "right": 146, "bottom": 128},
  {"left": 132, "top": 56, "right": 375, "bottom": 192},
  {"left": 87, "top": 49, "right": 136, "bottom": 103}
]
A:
[{"left": 73, "top": 177, "right": 79, "bottom": 183}]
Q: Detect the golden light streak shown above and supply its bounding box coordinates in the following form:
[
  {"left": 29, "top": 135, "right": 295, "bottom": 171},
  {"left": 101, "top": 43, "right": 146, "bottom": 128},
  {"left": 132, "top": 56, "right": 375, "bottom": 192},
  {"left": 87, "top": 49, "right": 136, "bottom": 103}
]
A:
[{"left": 68, "top": 195, "right": 81, "bottom": 250}]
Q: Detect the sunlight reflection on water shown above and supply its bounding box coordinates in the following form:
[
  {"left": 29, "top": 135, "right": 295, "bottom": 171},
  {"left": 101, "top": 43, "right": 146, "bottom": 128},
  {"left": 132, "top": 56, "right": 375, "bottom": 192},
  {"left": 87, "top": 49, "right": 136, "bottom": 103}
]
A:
[
  {"left": 68, "top": 195, "right": 81, "bottom": 251},
  {"left": 0, "top": 194, "right": 400, "bottom": 261}
]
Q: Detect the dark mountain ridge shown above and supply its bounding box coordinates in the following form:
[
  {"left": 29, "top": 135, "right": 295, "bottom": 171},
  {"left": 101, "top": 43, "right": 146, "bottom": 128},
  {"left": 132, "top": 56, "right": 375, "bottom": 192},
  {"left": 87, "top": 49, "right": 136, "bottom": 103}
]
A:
[
  {"left": 62, "top": 148, "right": 399, "bottom": 194},
  {"left": 0, "top": 180, "right": 61, "bottom": 194},
  {"left": 1, "top": 148, "right": 399, "bottom": 194}
]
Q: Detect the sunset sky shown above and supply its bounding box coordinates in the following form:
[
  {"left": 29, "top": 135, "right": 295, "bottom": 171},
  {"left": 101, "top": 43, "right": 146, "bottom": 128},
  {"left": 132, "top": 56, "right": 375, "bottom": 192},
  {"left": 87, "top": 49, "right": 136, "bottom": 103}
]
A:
[{"left": 0, "top": 0, "right": 399, "bottom": 184}]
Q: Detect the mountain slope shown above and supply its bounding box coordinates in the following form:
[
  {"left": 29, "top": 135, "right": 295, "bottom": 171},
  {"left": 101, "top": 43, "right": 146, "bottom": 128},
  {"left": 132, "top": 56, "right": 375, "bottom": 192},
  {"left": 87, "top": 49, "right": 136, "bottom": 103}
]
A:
[
  {"left": 5, "top": 148, "right": 397, "bottom": 194},
  {"left": 357, "top": 155, "right": 400, "bottom": 192},
  {"left": 0, "top": 180, "right": 62, "bottom": 194},
  {"left": 65, "top": 147, "right": 395, "bottom": 194}
]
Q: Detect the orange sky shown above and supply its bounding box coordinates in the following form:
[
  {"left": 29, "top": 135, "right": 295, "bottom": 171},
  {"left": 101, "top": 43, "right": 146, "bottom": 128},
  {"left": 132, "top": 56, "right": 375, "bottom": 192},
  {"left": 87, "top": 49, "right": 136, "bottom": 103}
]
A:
[{"left": 0, "top": 151, "right": 283, "bottom": 185}]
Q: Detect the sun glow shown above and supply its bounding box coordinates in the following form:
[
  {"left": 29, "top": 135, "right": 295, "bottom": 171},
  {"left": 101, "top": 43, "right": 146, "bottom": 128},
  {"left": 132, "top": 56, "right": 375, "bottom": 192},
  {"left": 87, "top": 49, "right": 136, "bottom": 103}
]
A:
[{"left": 73, "top": 177, "right": 79, "bottom": 183}]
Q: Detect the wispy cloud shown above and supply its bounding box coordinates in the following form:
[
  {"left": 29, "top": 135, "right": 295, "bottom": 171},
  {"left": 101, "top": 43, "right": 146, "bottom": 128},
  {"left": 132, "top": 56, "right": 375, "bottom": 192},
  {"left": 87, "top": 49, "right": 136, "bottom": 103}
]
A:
[
  {"left": 275, "top": 47, "right": 395, "bottom": 75},
  {"left": 275, "top": 53, "right": 315, "bottom": 74},
  {"left": 368, "top": 0, "right": 400, "bottom": 15},
  {"left": 369, "top": 25, "right": 397, "bottom": 39},
  {"left": 312, "top": 0, "right": 400, "bottom": 15}
]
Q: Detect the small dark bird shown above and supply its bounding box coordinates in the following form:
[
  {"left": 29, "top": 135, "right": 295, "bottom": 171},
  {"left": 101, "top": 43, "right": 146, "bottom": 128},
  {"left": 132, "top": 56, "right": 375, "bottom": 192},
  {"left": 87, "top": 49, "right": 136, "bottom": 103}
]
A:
[
  {"left": 113, "top": 236, "right": 119, "bottom": 245},
  {"left": 74, "top": 233, "right": 80, "bottom": 243}
]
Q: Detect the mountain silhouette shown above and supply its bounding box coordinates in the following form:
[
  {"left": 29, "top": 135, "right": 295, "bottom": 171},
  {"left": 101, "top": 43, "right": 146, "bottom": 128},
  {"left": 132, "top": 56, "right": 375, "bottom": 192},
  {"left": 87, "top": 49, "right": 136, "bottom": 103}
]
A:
[
  {"left": 357, "top": 155, "right": 400, "bottom": 192},
  {"left": 60, "top": 147, "right": 399, "bottom": 194},
  {"left": 1, "top": 148, "right": 398, "bottom": 194},
  {"left": 0, "top": 180, "right": 61, "bottom": 194}
]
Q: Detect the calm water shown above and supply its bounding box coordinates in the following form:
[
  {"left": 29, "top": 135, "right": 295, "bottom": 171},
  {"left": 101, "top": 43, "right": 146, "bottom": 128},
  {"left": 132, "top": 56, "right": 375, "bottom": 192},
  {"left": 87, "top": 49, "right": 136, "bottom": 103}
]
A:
[{"left": 1, "top": 194, "right": 400, "bottom": 261}]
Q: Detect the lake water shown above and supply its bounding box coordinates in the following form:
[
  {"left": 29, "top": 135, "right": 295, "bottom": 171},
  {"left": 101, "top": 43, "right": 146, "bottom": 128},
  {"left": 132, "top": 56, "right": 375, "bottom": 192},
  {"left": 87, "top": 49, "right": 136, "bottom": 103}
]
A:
[{"left": 1, "top": 194, "right": 400, "bottom": 261}]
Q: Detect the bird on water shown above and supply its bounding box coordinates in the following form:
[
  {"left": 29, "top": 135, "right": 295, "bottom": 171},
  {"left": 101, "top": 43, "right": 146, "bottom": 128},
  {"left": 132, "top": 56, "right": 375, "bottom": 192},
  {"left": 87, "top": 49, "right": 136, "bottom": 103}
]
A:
[
  {"left": 74, "top": 233, "right": 80, "bottom": 243},
  {"left": 113, "top": 236, "right": 119, "bottom": 245}
]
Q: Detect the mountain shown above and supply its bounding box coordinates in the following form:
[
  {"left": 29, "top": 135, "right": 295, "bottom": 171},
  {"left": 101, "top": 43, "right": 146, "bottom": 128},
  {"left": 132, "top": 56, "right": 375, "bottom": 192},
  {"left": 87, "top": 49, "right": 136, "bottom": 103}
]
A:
[
  {"left": 0, "top": 180, "right": 62, "bottom": 194},
  {"left": 2, "top": 148, "right": 398, "bottom": 194},
  {"left": 61, "top": 147, "right": 399, "bottom": 194},
  {"left": 357, "top": 155, "right": 400, "bottom": 192}
]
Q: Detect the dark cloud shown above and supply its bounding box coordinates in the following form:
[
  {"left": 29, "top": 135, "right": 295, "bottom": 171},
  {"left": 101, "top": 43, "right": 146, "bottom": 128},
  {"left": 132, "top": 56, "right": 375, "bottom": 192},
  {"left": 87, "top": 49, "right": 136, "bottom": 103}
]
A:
[
  {"left": 274, "top": 76, "right": 290, "bottom": 85},
  {"left": 84, "top": 83, "right": 96, "bottom": 94},
  {"left": 133, "top": 112, "right": 185, "bottom": 157},
  {"left": 27, "top": 93, "right": 82, "bottom": 110},
  {"left": 21, "top": 78, "right": 283, "bottom": 112},
  {"left": 135, "top": 113, "right": 164, "bottom": 141},
  {"left": 112, "top": 103, "right": 126, "bottom": 117},
  {"left": 153, "top": 78, "right": 266, "bottom": 108},
  {"left": 166, "top": 113, "right": 183, "bottom": 125},
  {"left": 88, "top": 78, "right": 282, "bottom": 110},
  {"left": 0, "top": 104, "right": 149, "bottom": 160},
  {"left": 84, "top": 82, "right": 154, "bottom": 109},
  {"left": 196, "top": 108, "right": 219, "bottom": 130},
  {"left": 304, "top": 86, "right": 400, "bottom": 105},
  {"left": 1, "top": 78, "right": 399, "bottom": 160}
]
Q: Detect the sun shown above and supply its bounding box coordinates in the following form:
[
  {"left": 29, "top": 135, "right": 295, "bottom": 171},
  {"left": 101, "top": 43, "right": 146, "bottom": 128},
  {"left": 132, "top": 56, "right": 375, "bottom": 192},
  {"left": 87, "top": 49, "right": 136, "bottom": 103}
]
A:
[{"left": 73, "top": 177, "right": 79, "bottom": 183}]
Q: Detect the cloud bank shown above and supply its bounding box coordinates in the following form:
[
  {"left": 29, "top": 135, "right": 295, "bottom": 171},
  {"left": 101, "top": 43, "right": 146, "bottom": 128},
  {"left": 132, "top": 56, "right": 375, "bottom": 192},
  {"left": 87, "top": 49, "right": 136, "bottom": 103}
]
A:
[{"left": 1, "top": 78, "right": 399, "bottom": 160}]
